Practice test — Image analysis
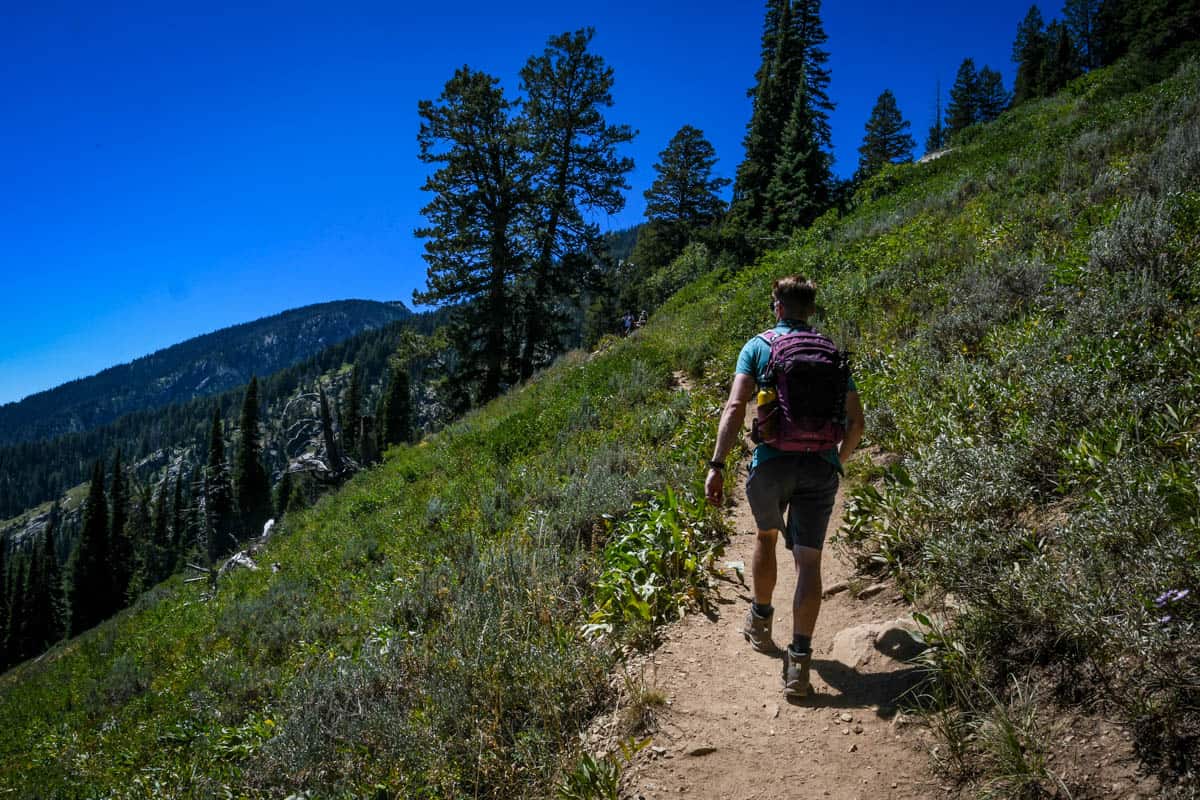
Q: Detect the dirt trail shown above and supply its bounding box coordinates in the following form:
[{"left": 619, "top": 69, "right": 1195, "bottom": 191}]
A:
[{"left": 618, "top": 459, "right": 941, "bottom": 800}]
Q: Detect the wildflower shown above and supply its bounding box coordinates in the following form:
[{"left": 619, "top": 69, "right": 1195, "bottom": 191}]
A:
[
  {"left": 1154, "top": 588, "right": 1190, "bottom": 607},
  {"left": 1159, "top": 615, "right": 1173, "bottom": 625}
]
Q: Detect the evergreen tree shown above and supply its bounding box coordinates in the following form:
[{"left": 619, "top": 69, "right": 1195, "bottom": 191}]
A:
[
  {"left": 414, "top": 67, "right": 527, "bottom": 404},
  {"left": 975, "top": 66, "right": 1011, "bottom": 122},
  {"left": 318, "top": 384, "right": 343, "bottom": 474},
  {"left": 1013, "top": 6, "right": 1050, "bottom": 104},
  {"left": 641, "top": 125, "right": 730, "bottom": 261},
  {"left": 273, "top": 470, "right": 294, "bottom": 519},
  {"left": 855, "top": 89, "right": 915, "bottom": 181},
  {"left": 124, "top": 481, "right": 153, "bottom": 600},
  {"left": 234, "top": 377, "right": 271, "bottom": 538},
  {"left": 42, "top": 507, "right": 66, "bottom": 647},
  {"left": 170, "top": 468, "right": 187, "bottom": 571},
  {"left": 925, "top": 81, "right": 947, "bottom": 153},
  {"left": 70, "top": 461, "right": 109, "bottom": 635},
  {"left": 7, "top": 558, "right": 29, "bottom": 663},
  {"left": 205, "top": 408, "right": 236, "bottom": 562},
  {"left": 0, "top": 544, "right": 7, "bottom": 665},
  {"left": 732, "top": 0, "right": 833, "bottom": 233},
  {"left": 380, "top": 364, "right": 412, "bottom": 450},
  {"left": 343, "top": 365, "right": 361, "bottom": 454},
  {"left": 1064, "top": 0, "right": 1103, "bottom": 68},
  {"left": 764, "top": 77, "right": 829, "bottom": 231},
  {"left": 1042, "top": 21, "right": 1083, "bottom": 95},
  {"left": 107, "top": 449, "right": 132, "bottom": 614},
  {"left": 516, "top": 28, "right": 635, "bottom": 380},
  {"left": 150, "top": 475, "right": 172, "bottom": 583},
  {"left": 946, "top": 58, "right": 981, "bottom": 136}
]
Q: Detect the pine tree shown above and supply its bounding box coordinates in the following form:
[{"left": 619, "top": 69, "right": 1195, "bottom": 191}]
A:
[
  {"left": 1013, "top": 6, "right": 1049, "bottom": 104},
  {"left": 0, "top": 544, "right": 8, "bottom": 666},
  {"left": 516, "top": 28, "right": 635, "bottom": 380},
  {"left": 273, "top": 470, "right": 294, "bottom": 519},
  {"left": 731, "top": 1, "right": 795, "bottom": 230},
  {"left": 7, "top": 558, "right": 29, "bottom": 663},
  {"left": 107, "top": 449, "right": 132, "bottom": 613},
  {"left": 43, "top": 510, "right": 66, "bottom": 649},
  {"left": 642, "top": 125, "right": 731, "bottom": 261},
  {"left": 171, "top": 468, "right": 187, "bottom": 570},
  {"left": 150, "top": 475, "right": 172, "bottom": 583},
  {"left": 380, "top": 364, "right": 412, "bottom": 450},
  {"left": 1064, "top": 0, "right": 1103, "bottom": 68},
  {"left": 975, "top": 66, "right": 1011, "bottom": 122},
  {"left": 946, "top": 58, "right": 981, "bottom": 136},
  {"left": 764, "top": 76, "right": 832, "bottom": 231},
  {"left": 318, "top": 384, "right": 343, "bottom": 474},
  {"left": 234, "top": 377, "right": 272, "bottom": 539},
  {"left": 1042, "top": 21, "right": 1083, "bottom": 95},
  {"left": 855, "top": 89, "right": 915, "bottom": 181},
  {"left": 70, "top": 461, "right": 109, "bottom": 635},
  {"left": 925, "top": 81, "right": 947, "bottom": 153},
  {"left": 343, "top": 365, "right": 361, "bottom": 454},
  {"left": 414, "top": 67, "right": 527, "bottom": 404},
  {"left": 124, "top": 481, "right": 153, "bottom": 600},
  {"left": 205, "top": 408, "right": 236, "bottom": 562}
]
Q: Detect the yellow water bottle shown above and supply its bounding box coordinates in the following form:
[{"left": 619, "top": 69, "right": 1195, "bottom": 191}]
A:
[{"left": 755, "top": 387, "right": 778, "bottom": 442}]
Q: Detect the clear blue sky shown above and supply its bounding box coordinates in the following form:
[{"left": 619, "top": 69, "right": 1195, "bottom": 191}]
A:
[{"left": 0, "top": 0, "right": 1045, "bottom": 405}]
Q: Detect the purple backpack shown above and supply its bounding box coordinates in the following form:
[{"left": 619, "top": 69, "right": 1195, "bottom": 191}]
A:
[{"left": 752, "top": 328, "right": 850, "bottom": 452}]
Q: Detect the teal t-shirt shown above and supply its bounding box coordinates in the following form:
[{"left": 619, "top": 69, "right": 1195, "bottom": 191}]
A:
[{"left": 735, "top": 320, "right": 857, "bottom": 472}]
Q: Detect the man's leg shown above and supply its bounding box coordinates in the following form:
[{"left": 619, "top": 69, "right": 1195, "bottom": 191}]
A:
[
  {"left": 791, "top": 545, "right": 823, "bottom": 640},
  {"left": 752, "top": 528, "right": 780, "bottom": 607},
  {"left": 743, "top": 528, "right": 780, "bottom": 652}
]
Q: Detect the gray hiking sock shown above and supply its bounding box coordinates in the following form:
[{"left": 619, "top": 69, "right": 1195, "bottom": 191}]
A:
[{"left": 791, "top": 634, "right": 811, "bottom": 654}]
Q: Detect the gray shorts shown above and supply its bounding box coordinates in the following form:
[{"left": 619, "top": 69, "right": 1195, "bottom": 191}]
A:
[{"left": 745, "top": 454, "right": 839, "bottom": 550}]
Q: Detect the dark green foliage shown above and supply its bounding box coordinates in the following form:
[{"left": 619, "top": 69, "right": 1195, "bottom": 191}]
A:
[
  {"left": 414, "top": 67, "right": 526, "bottom": 403},
  {"left": 108, "top": 449, "right": 131, "bottom": 614},
  {"left": 856, "top": 89, "right": 915, "bottom": 181},
  {"left": 640, "top": 125, "right": 730, "bottom": 266},
  {"left": 1042, "top": 21, "right": 1084, "bottom": 95},
  {"left": 342, "top": 364, "right": 361, "bottom": 453},
  {"left": 516, "top": 28, "right": 635, "bottom": 380},
  {"left": 69, "top": 462, "right": 108, "bottom": 635},
  {"left": 0, "top": 545, "right": 7, "bottom": 662},
  {"left": 1013, "top": 5, "right": 1050, "bottom": 104},
  {"left": 234, "top": 378, "right": 272, "bottom": 539},
  {"left": 205, "top": 408, "right": 236, "bottom": 562},
  {"left": 1065, "top": 0, "right": 1103, "bottom": 68},
  {"left": 148, "top": 476, "right": 174, "bottom": 583},
  {"left": 380, "top": 365, "right": 412, "bottom": 449},
  {"left": 946, "top": 58, "right": 980, "bottom": 136},
  {"left": 975, "top": 67, "right": 1010, "bottom": 122},
  {"left": 925, "top": 81, "right": 947, "bottom": 153},
  {"left": 731, "top": 0, "right": 834, "bottom": 234},
  {"left": 1094, "top": 0, "right": 1200, "bottom": 66}
]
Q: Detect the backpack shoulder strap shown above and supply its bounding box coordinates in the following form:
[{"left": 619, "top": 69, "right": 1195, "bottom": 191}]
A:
[{"left": 757, "top": 329, "right": 781, "bottom": 344}]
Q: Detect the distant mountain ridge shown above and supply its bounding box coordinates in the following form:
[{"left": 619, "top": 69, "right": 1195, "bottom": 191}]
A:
[{"left": 0, "top": 299, "right": 412, "bottom": 447}]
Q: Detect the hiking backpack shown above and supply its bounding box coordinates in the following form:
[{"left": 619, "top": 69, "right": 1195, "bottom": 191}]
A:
[{"left": 751, "top": 328, "right": 850, "bottom": 452}]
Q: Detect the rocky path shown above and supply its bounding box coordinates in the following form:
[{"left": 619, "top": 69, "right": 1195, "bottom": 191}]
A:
[{"left": 619, "top": 463, "right": 941, "bottom": 800}]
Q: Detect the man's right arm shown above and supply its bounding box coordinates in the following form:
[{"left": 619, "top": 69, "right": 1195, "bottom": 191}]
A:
[{"left": 705, "top": 373, "right": 756, "bottom": 505}]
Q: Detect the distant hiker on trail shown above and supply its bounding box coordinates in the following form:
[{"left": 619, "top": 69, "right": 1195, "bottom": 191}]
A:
[
  {"left": 705, "top": 275, "right": 865, "bottom": 698},
  {"left": 636, "top": 310, "right": 647, "bottom": 328},
  {"left": 620, "top": 312, "right": 635, "bottom": 336}
]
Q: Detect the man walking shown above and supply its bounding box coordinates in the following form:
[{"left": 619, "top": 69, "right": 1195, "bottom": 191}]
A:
[{"left": 705, "top": 275, "right": 865, "bottom": 697}]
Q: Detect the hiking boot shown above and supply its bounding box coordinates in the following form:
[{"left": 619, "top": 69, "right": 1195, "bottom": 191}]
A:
[
  {"left": 784, "top": 646, "right": 812, "bottom": 698},
  {"left": 743, "top": 605, "right": 774, "bottom": 652}
]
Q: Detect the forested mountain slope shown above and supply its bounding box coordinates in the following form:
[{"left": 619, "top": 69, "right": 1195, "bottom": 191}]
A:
[
  {"left": 0, "top": 299, "right": 412, "bottom": 447},
  {"left": 0, "top": 57, "right": 1196, "bottom": 799}
]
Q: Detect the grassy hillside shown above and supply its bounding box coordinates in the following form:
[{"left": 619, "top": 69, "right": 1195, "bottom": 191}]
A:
[{"left": 1, "top": 57, "right": 1197, "bottom": 798}]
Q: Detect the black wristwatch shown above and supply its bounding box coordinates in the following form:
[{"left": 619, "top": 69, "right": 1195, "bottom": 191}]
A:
[{"left": 707, "top": 459, "right": 726, "bottom": 471}]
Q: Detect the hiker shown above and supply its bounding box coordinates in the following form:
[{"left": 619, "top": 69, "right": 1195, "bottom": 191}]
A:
[
  {"left": 620, "top": 312, "right": 634, "bottom": 336},
  {"left": 704, "top": 275, "right": 865, "bottom": 698}
]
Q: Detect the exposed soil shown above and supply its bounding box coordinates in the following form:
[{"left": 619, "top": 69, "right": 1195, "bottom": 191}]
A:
[{"left": 612, "top": 463, "right": 943, "bottom": 800}]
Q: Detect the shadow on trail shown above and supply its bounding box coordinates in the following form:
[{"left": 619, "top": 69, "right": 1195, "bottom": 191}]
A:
[{"left": 786, "top": 658, "right": 929, "bottom": 714}]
